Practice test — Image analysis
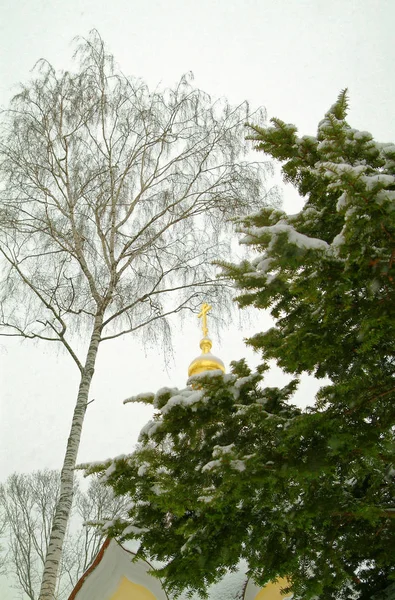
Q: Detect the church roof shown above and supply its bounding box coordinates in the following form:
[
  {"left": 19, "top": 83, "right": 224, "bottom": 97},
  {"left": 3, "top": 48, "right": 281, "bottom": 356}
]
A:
[
  {"left": 68, "top": 538, "right": 168, "bottom": 600},
  {"left": 68, "top": 538, "right": 292, "bottom": 600}
]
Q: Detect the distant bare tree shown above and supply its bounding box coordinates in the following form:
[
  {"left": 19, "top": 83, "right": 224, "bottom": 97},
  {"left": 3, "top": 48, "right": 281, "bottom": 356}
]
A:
[
  {"left": 0, "top": 472, "right": 59, "bottom": 599},
  {"left": 0, "top": 471, "right": 129, "bottom": 600},
  {"left": 0, "top": 31, "right": 268, "bottom": 600},
  {"left": 0, "top": 504, "right": 6, "bottom": 576},
  {"left": 60, "top": 478, "right": 129, "bottom": 593}
]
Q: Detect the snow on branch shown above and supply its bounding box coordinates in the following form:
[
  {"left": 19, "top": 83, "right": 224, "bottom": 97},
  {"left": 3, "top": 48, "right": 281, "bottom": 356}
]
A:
[{"left": 241, "top": 223, "right": 329, "bottom": 252}]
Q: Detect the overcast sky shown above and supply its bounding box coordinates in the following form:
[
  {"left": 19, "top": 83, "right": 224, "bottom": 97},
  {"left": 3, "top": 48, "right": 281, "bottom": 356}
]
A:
[
  {"left": 0, "top": 1, "right": 394, "bottom": 597},
  {"left": 0, "top": 2, "right": 394, "bottom": 584}
]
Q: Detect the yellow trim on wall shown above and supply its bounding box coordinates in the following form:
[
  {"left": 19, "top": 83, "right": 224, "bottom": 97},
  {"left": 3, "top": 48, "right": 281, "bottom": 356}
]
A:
[
  {"left": 254, "top": 578, "right": 292, "bottom": 600},
  {"left": 110, "top": 576, "right": 158, "bottom": 600}
]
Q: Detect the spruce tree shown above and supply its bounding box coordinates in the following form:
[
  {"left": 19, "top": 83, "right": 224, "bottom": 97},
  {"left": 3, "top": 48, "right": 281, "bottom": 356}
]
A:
[
  {"left": 225, "top": 90, "right": 395, "bottom": 599},
  {"left": 85, "top": 93, "right": 395, "bottom": 600}
]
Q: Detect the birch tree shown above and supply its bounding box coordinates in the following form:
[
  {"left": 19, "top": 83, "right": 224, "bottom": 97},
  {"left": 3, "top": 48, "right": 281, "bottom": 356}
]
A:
[
  {"left": 0, "top": 32, "right": 267, "bottom": 600},
  {"left": 0, "top": 471, "right": 129, "bottom": 600}
]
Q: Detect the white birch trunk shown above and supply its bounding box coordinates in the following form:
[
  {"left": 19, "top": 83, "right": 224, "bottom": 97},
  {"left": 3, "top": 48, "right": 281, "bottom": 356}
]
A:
[{"left": 38, "top": 314, "right": 103, "bottom": 600}]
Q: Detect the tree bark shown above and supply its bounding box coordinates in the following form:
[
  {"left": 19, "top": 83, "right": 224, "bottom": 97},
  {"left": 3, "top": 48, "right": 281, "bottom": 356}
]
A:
[{"left": 38, "top": 314, "right": 103, "bottom": 600}]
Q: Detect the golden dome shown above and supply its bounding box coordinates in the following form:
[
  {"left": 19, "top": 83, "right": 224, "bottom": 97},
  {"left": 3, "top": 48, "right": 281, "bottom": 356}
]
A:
[
  {"left": 188, "top": 337, "right": 225, "bottom": 377},
  {"left": 188, "top": 303, "right": 225, "bottom": 377}
]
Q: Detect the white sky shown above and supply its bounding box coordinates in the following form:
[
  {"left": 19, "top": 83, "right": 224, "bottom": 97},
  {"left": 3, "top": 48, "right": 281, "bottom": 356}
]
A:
[{"left": 0, "top": 4, "right": 394, "bottom": 594}]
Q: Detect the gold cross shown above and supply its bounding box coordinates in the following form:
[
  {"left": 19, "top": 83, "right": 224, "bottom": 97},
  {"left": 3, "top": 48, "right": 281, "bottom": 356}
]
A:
[{"left": 198, "top": 303, "right": 212, "bottom": 338}]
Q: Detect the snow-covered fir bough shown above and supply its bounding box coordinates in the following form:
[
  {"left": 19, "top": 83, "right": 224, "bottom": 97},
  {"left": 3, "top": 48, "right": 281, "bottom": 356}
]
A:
[{"left": 83, "top": 362, "right": 300, "bottom": 596}]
